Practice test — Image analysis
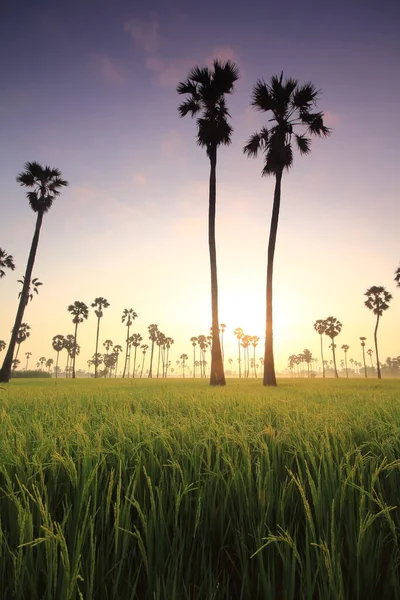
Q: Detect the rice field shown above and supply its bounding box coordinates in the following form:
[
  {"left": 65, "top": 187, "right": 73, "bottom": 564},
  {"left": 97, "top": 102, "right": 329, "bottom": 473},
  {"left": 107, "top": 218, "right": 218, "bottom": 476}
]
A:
[{"left": 0, "top": 377, "right": 399, "bottom": 599}]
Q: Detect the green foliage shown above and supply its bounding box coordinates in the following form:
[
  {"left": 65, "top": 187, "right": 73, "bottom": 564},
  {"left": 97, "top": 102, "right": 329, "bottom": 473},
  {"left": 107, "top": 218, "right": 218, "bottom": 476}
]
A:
[
  {"left": 10, "top": 370, "right": 51, "bottom": 378},
  {"left": 0, "top": 378, "right": 400, "bottom": 598}
]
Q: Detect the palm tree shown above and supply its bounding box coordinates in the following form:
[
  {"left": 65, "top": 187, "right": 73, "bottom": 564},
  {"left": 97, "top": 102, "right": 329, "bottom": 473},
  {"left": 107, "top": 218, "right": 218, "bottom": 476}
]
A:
[
  {"left": 18, "top": 276, "right": 43, "bottom": 305},
  {"left": 180, "top": 354, "right": 188, "bottom": 378},
  {"left": 0, "top": 161, "right": 68, "bottom": 383},
  {"left": 341, "top": 344, "right": 349, "bottom": 377},
  {"left": 14, "top": 323, "right": 31, "bottom": 364},
  {"left": 190, "top": 336, "right": 198, "bottom": 378},
  {"left": 241, "top": 335, "right": 251, "bottom": 377},
  {"left": 103, "top": 339, "right": 113, "bottom": 355},
  {"left": 178, "top": 59, "right": 239, "bottom": 386},
  {"left": 220, "top": 323, "right": 226, "bottom": 362},
  {"left": 314, "top": 319, "right": 327, "bottom": 378},
  {"left": 197, "top": 335, "right": 209, "bottom": 377},
  {"left": 303, "top": 349, "right": 313, "bottom": 378},
  {"left": 129, "top": 333, "right": 143, "bottom": 377},
  {"left": 244, "top": 75, "right": 330, "bottom": 386},
  {"left": 164, "top": 337, "right": 174, "bottom": 377},
  {"left": 52, "top": 334, "right": 65, "bottom": 378},
  {"left": 324, "top": 317, "right": 342, "bottom": 378},
  {"left": 233, "top": 328, "right": 244, "bottom": 378},
  {"left": 63, "top": 335, "right": 75, "bottom": 377},
  {"left": 39, "top": 356, "right": 47, "bottom": 370},
  {"left": 147, "top": 324, "right": 158, "bottom": 378},
  {"left": 46, "top": 358, "right": 54, "bottom": 374},
  {"left": 25, "top": 351, "right": 32, "bottom": 370},
  {"left": 394, "top": 265, "right": 400, "bottom": 287},
  {"left": 121, "top": 309, "right": 138, "bottom": 378},
  {"left": 140, "top": 344, "right": 148, "bottom": 378},
  {"left": 156, "top": 331, "right": 166, "bottom": 378},
  {"left": 91, "top": 297, "right": 110, "bottom": 378},
  {"left": 364, "top": 286, "right": 392, "bottom": 379},
  {"left": 113, "top": 345, "right": 123, "bottom": 377},
  {"left": 67, "top": 301, "right": 89, "bottom": 378},
  {"left": 251, "top": 336, "right": 260, "bottom": 377},
  {"left": 360, "top": 337, "right": 368, "bottom": 378},
  {"left": 0, "top": 248, "right": 15, "bottom": 279}
]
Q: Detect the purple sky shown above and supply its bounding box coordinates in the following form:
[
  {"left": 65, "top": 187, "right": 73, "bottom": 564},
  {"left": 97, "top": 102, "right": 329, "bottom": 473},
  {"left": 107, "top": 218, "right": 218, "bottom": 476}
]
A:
[{"left": 0, "top": 0, "right": 399, "bottom": 374}]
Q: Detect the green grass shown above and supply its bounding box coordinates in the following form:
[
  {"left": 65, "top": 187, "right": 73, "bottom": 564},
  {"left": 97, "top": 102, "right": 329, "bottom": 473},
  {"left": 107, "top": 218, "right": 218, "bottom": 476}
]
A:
[{"left": 0, "top": 378, "right": 399, "bottom": 599}]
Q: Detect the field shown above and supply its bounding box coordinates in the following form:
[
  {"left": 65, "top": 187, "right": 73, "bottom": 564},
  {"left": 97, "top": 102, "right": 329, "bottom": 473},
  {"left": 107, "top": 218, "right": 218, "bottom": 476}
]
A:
[{"left": 0, "top": 378, "right": 400, "bottom": 599}]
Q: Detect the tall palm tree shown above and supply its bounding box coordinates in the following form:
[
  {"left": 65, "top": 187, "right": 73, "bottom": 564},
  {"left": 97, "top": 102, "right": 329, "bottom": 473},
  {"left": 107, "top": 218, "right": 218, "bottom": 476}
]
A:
[
  {"left": 112, "top": 345, "right": 123, "bottom": 377},
  {"left": 121, "top": 309, "right": 137, "bottom": 378},
  {"left": 67, "top": 301, "right": 89, "bottom": 379},
  {"left": 364, "top": 286, "right": 392, "bottom": 379},
  {"left": 367, "top": 349, "right": 374, "bottom": 370},
  {"left": 156, "top": 331, "right": 165, "bottom": 378},
  {"left": 244, "top": 74, "right": 330, "bottom": 386},
  {"left": 46, "top": 358, "right": 54, "bottom": 374},
  {"left": 140, "top": 344, "right": 149, "bottom": 378},
  {"left": 25, "top": 351, "right": 32, "bottom": 370},
  {"left": 129, "top": 333, "right": 143, "bottom": 377},
  {"left": 52, "top": 334, "right": 65, "bottom": 378},
  {"left": 360, "top": 337, "right": 368, "bottom": 378},
  {"left": 341, "top": 344, "right": 349, "bottom": 377},
  {"left": 64, "top": 334, "right": 75, "bottom": 377},
  {"left": 190, "top": 336, "right": 198, "bottom": 378},
  {"left": 197, "top": 335, "right": 209, "bottom": 377},
  {"left": 303, "top": 349, "right": 312, "bottom": 378},
  {"left": 164, "top": 337, "right": 174, "bottom": 377},
  {"left": 147, "top": 324, "right": 158, "bottom": 378},
  {"left": 91, "top": 297, "right": 110, "bottom": 378},
  {"left": 314, "top": 319, "right": 328, "bottom": 378},
  {"left": 103, "top": 339, "right": 113, "bottom": 355},
  {"left": 0, "top": 248, "right": 15, "bottom": 279},
  {"left": 178, "top": 59, "right": 239, "bottom": 386},
  {"left": 0, "top": 161, "right": 68, "bottom": 383},
  {"left": 180, "top": 354, "right": 188, "bottom": 378},
  {"left": 233, "top": 328, "right": 244, "bottom": 378},
  {"left": 324, "top": 316, "right": 342, "bottom": 378},
  {"left": 241, "top": 335, "right": 251, "bottom": 377},
  {"left": 14, "top": 323, "right": 30, "bottom": 364}
]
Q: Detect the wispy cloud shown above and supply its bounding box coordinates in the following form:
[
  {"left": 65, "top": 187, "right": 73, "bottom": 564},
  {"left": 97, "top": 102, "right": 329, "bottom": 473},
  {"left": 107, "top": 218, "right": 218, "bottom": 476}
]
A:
[
  {"left": 146, "top": 56, "right": 193, "bottom": 87},
  {"left": 124, "top": 13, "right": 160, "bottom": 54},
  {"left": 91, "top": 54, "right": 129, "bottom": 85},
  {"left": 206, "top": 45, "right": 238, "bottom": 66},
  {"left": 324, "top": 111, "right": 341, "bottom": 127}
]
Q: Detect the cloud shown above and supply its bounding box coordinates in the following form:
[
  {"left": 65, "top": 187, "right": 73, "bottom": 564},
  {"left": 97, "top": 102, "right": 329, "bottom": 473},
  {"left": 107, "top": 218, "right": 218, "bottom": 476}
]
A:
[
  {"left": 161, "top": 130, "right": 184, "bottom": 156},
  {"left": 91, "top": 54, "right": 128, "bottom": 85},
  {"left": 124, "top": 13, "right": 160, "bottom": 54},
  {"left": 324, "top": 111, "right": 341, "bottom": 127},
  {"left": 133, "top": 173, "right": 147, "bottom": 186},
  {"left": 206, "top": 45, "right": 238, "bottom": 66},
  {"left": 145, "top": 56, "right": 193, "bottom": 87}
]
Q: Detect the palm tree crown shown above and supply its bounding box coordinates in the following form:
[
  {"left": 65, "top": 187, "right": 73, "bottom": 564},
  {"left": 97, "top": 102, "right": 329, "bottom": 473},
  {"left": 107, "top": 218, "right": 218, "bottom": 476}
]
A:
[
  {"left": 364, "top": 286, "right": 392, "bottom": 315},
  {"left": 177, "top": 59, "right": 239, "bottom": 156},
  {"left": 16, "top": 161, "right": 68, "bottom": 213},
  {"left": 243, "top": 73, "right": 331, "bottom": 175},
  {"left": 68, "top": 301, "right": 89, "bottom": 324}
]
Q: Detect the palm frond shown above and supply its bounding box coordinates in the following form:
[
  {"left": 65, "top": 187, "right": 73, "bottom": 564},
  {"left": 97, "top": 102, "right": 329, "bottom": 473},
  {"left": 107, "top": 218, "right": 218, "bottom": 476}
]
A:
[
  {"left": 212, "top": 59, "right": 239, "bottom": 92},
  {"left": 176, "top": 79, "right": 199, "bottom": 97},
  {"left": 243, "top": 132, "right": 262, "bottom": 157},
  {"left": 251, "top": 80, "right": 275, "bottom": 112},
  {"left": 188, "top": 65, "right": 211, "bottom": 87},
  {"left": 291, "top": 82, "right": 319, "bottom": 109},
  {"left": 178, "top": 98, "right": 201, "bottom": 118},
  {"left": 295, "top": 134, "right": 311, "bottom": 155}
]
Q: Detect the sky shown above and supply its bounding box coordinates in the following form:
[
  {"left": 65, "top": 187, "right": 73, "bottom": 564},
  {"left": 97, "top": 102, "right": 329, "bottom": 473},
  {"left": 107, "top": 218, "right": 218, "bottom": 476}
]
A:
[{"left": 0, "top": 0, "right": 399, "bottom": 375}]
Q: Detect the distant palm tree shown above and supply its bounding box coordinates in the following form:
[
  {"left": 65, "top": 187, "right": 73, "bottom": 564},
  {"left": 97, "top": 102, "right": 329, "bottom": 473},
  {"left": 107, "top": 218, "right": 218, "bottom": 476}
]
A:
[
  {"left": 67, "top": 301, "right": 89, "bottom": 379},
  {"left": 147, "top": 324, "right": 158, "bottom": 378},
  {"left": 180, "top": 354, "right": 188, "bottom": 378},
  {"left": 156, "top": 331, "right": 165, "bottom": 378},
  {"left": 52, "top": 334, "right": 65, "bottom": 378},
  {"left": 39, "top": 356, "right": 47, "bottom": 370},
  {"left": 251, "top": 336, "right": 260, "bottom": 377},
  {"left": 233, "top": 328, "right": 244, "bottom": 378},
  {"left": 121, "top": 309, "right": 138, "bottom": 378},
  {"left": 14, "top": 323, "right": 31, "bottom": 365},
  {"left": 324, "top": 317, "right": 342, "bottom": 378},
  {"left": 25, "top": 351, "right": 32, "bottom": 370},
  {"left": 197, "top": 335, "right": 209, "bottom": 377},
  {"left": 18, "top": 276, "right": 42, "bottom": 305},
  {"left": 91, "top": 297, "right": 110, "bottom": 378},
  {"left": 314, "top": 319, "right": 328, "bottom": 378},
  {"left": 359, "top": 337, "right": 368, "bottom": 378},
  {"left": 364, "top": 286, "right": 392, "bottom": 379},
  {"left": 12, "top": 359, "right": 20, "bottom": 371},
  {"left": 63, "top": 335, "right": 75, "bottom": 377},
  {"left": 241, "top": 335, "right": 251, "bottom": 377},
  {"left": 178, "top": 59, "right": 239, "bottom": 386},
  {"left": 0, "top": 248, "right": 15, "bottom": 279},
  {"left": 303, "top": 349, "right": 313, "bottom": 378},
  {"left": 0, "top": 161, "right": 68, "bottom": 383},
  {"left": 341, "top": 344, "right": 349, "bottom": 377},
  {"left": 244, "top": 74, "right": 330, "bottom": 386},
  {"left": 129, "top": 333, "right": 143, "bottom": 377},
  {"left": 46, "top": 358, "right": 54, "bottom": 374},
  {"left": 112, "top": 345, "right": 123, "bottom": 377},
  {"left": 140, "top": 344, "right": 149, "bottom": 378},
  {"left": 190, "top": 336, "right": 198, "bottom": 378},
  {"left": 103, "top": 339, "right": 113, "bottom": 355},
  {"left": 164, "top": 337, "right": 174, "bottom": 377},
  {"left": 220, "top": 323, "right": 226, "bottom": 362}
]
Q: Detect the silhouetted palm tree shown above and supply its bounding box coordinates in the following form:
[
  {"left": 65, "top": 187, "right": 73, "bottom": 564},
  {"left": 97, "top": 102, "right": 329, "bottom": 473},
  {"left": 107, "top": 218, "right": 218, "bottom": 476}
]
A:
[
  {"left": 241, "top": 334, "right": 251, "bottom": 377},
  {"left": 164, "top": 337, "right": 174, "bottom": 377},
  {"left": 244, "top": 74, "right": 330, "bottom": 386},
  {"left": 324, "top": 316, "right": 342, "bottom": 378},
  {"left": 313, "top": 319, "right": 327, "bottom": 378},
  {"left": 64, "top": 334, "right": 75, "bottom": 377},
  {"left": 178, "top": 59, "right": 239, "bottom": 386},
  {"left": 25, "top": 351, "right": 32, "bottom": 370},
  {"left": 156, "top": 331, "right": 165, "bottom": 378},
  {"left": 147, "top": 324, "right": 158, "bottom": 378},
  {"left": 14, "top": 323, "right": 30, "bottom": 365},
  {"left": 364, "top": 286, "right": 392, "bottom": 379},
  {"left": 103, "top": 339, "right": 113, "bottom": 355},
  {"left": 0, "top": 162, "right": 68, "bottom": 383},
  {"left": 121, "top": 309, "right": 137, "bottom": 378},
  {"left": 46, "top": 358, "right": 54, "bottom": 374},
  {"left": 251, "top": 336, "right": 260, "bottom": 377},
  {"left": 180, "top": 354, "right": 188, "bottom": 378},
  {"left": 52, "top": 334, "right": 65, "bottom": 378},
  {"left": 360, "top": 337, "right": 368, "bottom": 378},
  {"left": 91, "top": 297, "right": 110, "bottom": 378},
  {"left": 303, "top": 349, "right": 313, "bottom": 377},
  {"left": 190, "top": 336, "right": 198, "bottom": 378},
  {"left": 129, "top": 333, "right": 143, "bottom": 377},
  {"left": 197, "top": 335, "right": 209, "bottom": 377},
  {"left": 140, "top": 344, "right": 148, "bottom": 378},
  {"left": 67, "top": 301, "right": 89, "bottom": 378},
  {"left": 0, "top": 248, "right": 15, "bottom": 279},
  {"left": 233, "top": 327, "right": 244, "bottom": 378},
  {"left": 112, "top": 345, "right": 123, "bottom": 377},
  {"left": 220, "top": 323, "right": 226, "bottom": 362},
  {"left": 341, "top": 344, "right": 349, "bottom": 377}
]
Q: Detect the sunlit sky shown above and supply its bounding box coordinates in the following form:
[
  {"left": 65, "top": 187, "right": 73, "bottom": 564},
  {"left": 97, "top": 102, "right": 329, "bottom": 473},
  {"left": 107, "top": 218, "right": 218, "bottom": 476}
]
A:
[{"left": 0, "top": 0, "right": 399, "bottom": 374}]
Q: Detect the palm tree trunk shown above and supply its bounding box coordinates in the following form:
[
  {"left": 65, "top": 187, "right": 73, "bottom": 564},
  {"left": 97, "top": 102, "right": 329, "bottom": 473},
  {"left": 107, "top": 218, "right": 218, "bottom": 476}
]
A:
[
  {"left": 332, "top": 344, "right": 338, "bottom": 378},
  {"left": 320, "top": 334, "right": 325, "bottom": 378},
  {"left": 362, "top": 347, "right": 367, "bottom": 378},
  {"left": 148, "top": 341, "right": 154, "bottom": 377},
  {"left": 374, "top": 315, "right": 381, "bottom": 379},
  {"left": 94, "top": 317, "right": 100, "bottom": 378},
  {"left": 345, "top": 354, "right": 348, "bottom": 378},
  {"left": 66, "top": 354, "right": 69, "bottom": 378},
  {"left": 72, "top": 322, "right": 78, "bottom": 379},
  {"left": 263, "top": 169, "right": 283, "bottom": 386},
  {"left": 122, "top": 326, "right": 130, "bottom": 378},
  {"left": 193, "top": 346, "right": 196, "bottom": 378},
  {"left": 0, "top": 211, "right": 44, "bottom": 383},
  {"left": 55, "top": 351, "right": 60, "bottom": 378},
  {"left": 141, "top": 354, "right": 146, "bottom": 378},
  {"left": 133, "top": 347, "right": 137, "bottom": 378},
  {"left": 208, "top": 147, "right": 225, "bottom": 386},
  {"left": 238, "top": 340, "right": 241, "bottom": 378}
]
